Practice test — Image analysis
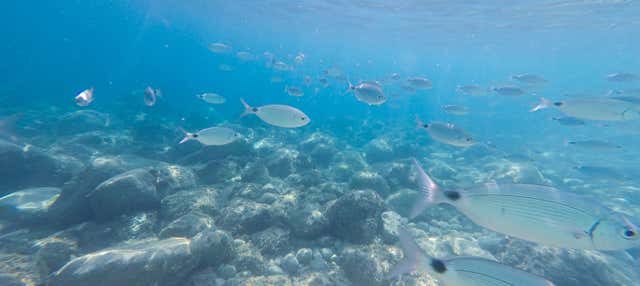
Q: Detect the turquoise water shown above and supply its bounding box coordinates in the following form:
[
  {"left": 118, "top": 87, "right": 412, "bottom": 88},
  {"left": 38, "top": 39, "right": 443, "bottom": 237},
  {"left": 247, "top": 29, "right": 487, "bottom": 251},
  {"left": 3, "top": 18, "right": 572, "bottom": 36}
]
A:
[{"left": 1, "top": 1, "right": 640, "bottom": 285}]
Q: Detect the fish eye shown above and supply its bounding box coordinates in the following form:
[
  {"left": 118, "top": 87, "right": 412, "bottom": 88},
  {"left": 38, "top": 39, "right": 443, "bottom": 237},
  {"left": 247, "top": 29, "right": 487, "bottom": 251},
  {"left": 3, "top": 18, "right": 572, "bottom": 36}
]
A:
[
  {"left": 621, "top": 228, "right": 637, "bottom": 240},
  {"left": 301, "top": 117, "right": 307, "bottom": 121},
  {"left": 466, "top": 138, "right": 472, "bottom": 141},
  {"left": 252, "top": 107, "right": 258, "bottom": 112}
]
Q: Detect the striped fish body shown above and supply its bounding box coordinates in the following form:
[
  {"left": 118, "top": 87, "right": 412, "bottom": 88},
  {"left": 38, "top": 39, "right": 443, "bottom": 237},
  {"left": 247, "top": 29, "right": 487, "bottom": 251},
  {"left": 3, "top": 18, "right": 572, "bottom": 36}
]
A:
[
  {"left": 410, "top": 158, "right": 640, "bottom": 251},
  {"left": 437, "top": 256, "right": 554, "bottom": 286},
  {"left": 454, "top": 184, "right": 608, "bottom": 249}
]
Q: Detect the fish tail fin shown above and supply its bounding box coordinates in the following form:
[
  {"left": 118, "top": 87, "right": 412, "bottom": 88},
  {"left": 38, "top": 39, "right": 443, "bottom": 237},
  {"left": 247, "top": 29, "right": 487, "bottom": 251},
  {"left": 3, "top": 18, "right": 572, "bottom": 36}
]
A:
[
  {"left": 386, "top": 227, "right": 429, "bottom": 280},
  {"left": 240, "top": 98, "right": 254, "bottom": 117},
  {"left": 530, "top": 97, "right": 551, "bottom": 112},
  {"left": 410, "top": 157, "right": 444, "bottom": 219},
  {"left": 178, "top": 127, "right": 192, "bottom": 144},
  {"left": 415, "top": 115, "right": 426, "bottom": 129}
]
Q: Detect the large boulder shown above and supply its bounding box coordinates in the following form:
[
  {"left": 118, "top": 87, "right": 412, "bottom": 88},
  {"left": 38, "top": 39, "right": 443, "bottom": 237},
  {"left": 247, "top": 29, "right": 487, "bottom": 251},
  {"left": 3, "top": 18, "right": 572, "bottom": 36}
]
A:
[
  {"left": 48, "top": 237, "right": 199, "bottom": 286},
  {"left": 286, "top": 204, "right": 329, "bottom": 239},
  {"left": 45, "top": 156, "right": 156, "bottom": 226},
  {"left": 348, "top": 171, "right": 391, "bottom": 197},
  {"left": 326, "top": 190, "right": 385, "bottom": 244},
  {"left": 339, "top": 246, "right": 391, "bottom": 286},
  {"left": 159, "top": 211, "right": 215, "bottom": 239},
  {"left": 363, "top": 137, "right": 394, "bottom": 163},
  {"left": 87, "top": 169, "right": 159, "bottom": 221},
  {"left": 250, "top": 227, "right": 292, "bottom": 257},
  {"left": 219, "top": 199, "right": 275, "bottom": 234},
  {"left": 160, "top": 187, "right": 223, "bottom": 221},
  {"left": 49, "top": 230, "right": 235, "bottom": 286}
]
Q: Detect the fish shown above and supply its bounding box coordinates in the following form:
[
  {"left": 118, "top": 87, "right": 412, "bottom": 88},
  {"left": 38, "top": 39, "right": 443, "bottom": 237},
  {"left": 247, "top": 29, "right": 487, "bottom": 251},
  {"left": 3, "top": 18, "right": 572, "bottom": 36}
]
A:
[
  {"left": 240, "top": 98, "right": 310, "bottom": 128},
  {"left": 270, "top": 76, "right": 284, "bottom": 83},
  {"left": 416, "top": 116, "right": 474, "bottom": 147},
  {"left": 387, "top": 227, "right": 555, "bottom": 286},
  {"left": 410, "top": 158, "right": 640, "bottom": 250},
  {"left": 401, "top": 84, "right": 416, "bottom": 93},
  {"left": 208, "top": 42, "right": 232, "bottom": 54},
  {"left": 294, "top": 53, "right": 305, "bottom": 64},
  {"left": 491, "top": 85, "right": 525, "bottom": 96},
  {"left": 607, "top": 73, "right": 639, "bottom": 83},
  {"left": 456, "top": 84, "right": 486, "bottom": 96},
  {"left": 179, "top": 126, "right": 241, "bottom": 146},
  {"left": 74, "top": 88, "right": 94, "bottom": 107},
  {"left": 442, "top": 105, "right": 469, "bottom": 115},
  {"left": 236, "top": 51, "right": 254, "bottom": 61},
  {"left": 0, "top": 187, "right": 61, "bottom": 213},
  {"left": 347, "top": 81, "right": 387, "bottom": 105},
  {"left": 359, "top": 80, "right": 383, "bottom": 88},
  {"left": 552, "top": 116, "right": 585, "bottom": 126},
  {"left": 285, "top": 86, "right": 304, "bottom": 97},
  {"left": 407, "top": 76, "right": 432, "bottom": 89},
  {"left": 388, "top": 73, "right": 400, "bottom": 80},
  {"left": 324, "top": 67, "right": 344, "bottom": 78},
  {"left": 196, "top": 93, "right": 226, "bottom": 104},
  {"left": 272, "top": 61, "right": 291, "bottom": 71},
  {"left": 613, "top": 87, "right": 640, "bottom": 96},
  {"left": 218, "top": 64, "right": 234, "bottom": 72},
  {"left": 566, "top": 139, "right": 622, "bottom": 150},
  {"left": 318, "top": 77, "right": 329, "bottom": 87},
  {"left": 531, "top": 97, "right": 640, "bottom": 121},
  {"left": 303, "top": 75, "right": 312, "bottom": 86},
  {"left": 511, "top": 74, "right": 547, "bottom": 84},
  {"left": 143, "top": 86, "right": 161, "bottom": 107}
]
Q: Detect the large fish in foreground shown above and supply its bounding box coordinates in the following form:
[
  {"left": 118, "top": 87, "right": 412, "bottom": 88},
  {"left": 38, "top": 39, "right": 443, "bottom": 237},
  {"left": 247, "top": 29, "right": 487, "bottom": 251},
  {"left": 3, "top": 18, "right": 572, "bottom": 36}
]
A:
[
  {"left": 531, "top": 97, "right": 640, "bottom": 121},
  {"left": 410, "top": 158, "right": 640, "bottom": 250},
  {"left": 388, "top": 227, "right": 555, "bottom": 286},
  {"left": 240, "top": 98, "right": 310, "bottom": 128}
]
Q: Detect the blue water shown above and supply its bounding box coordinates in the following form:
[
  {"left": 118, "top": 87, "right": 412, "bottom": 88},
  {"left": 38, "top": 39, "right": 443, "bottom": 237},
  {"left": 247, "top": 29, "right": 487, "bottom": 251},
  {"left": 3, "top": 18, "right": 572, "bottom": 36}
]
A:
[{"left": 1, "top": 1, "right": 640, "bottom": 286}]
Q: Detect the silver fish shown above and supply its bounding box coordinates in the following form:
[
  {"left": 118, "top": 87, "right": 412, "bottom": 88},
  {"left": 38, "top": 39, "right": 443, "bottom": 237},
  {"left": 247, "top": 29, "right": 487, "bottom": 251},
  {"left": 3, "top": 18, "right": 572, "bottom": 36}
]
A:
[
  {"left": 531, "top": 97, "right": 640, "bottom": 121},
  {"left": 294, "top": 53, "right": 305, "bottom": 65},
  {"left": 74, "top": 88, "right": 94, "bottom": 107},
  {"left": 218, "top": 64, "right": 234, "bottom": 72},
  {"left": 442, "top": 105, "right": 469, "bottom": 115},
  {"left": 324, "top": 67, "right": 343, "bottom": 78},
  {"left": 208, "top": 42, "right": 232, "bottom": 54},
  {"left": 566, "top": 139, "right": 622, "bottom": 150},
  {"left": 143, "top": 86, "right": 160, "bottom": 107},
  {"left": 416, "top": 117, "right": 474, "bottom": 147},
  {"left": 236, "top": 51, "right": 254, "bottom": 61},
  {"left": 492, "top": 85, "right": 525, "bottom": 96},
  {"left": 285, "top": 86, "right": 304, "bottom": 97},
  {"left": 607, "top": 73, "right": 639, "bottom": 83},
  {"left": 197, "top": 93, "right": 226, "bottom": 104},
  {"left": 410, "top": 158, "right": 640, "bottom": 250},
  {"left": 407, "top": 76, "right": 432, "bottom": 89},
  {"left": 179, "top": 126, "right": 241, "bottom": 146},
  {"left": 512, "top": 74, "right": 547, "bottom": 84},
  {"left": 272, "top": 61, "right": 291, "bottom": 72},
  {"left": 348, "top": 82, "right": 386, "bottom": 105},
  {"left": 456, "top": 84, "right": 486, "bottom": 96},
  {"left": 388, "top": 227, "right": 555, "bottom": 286},
  {"left": 0, "top": 187, "right": 61, "bottom": 216},
  {"left": 240, "top": 98, "right": 310, "bottom": 128}
]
